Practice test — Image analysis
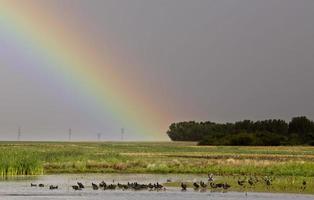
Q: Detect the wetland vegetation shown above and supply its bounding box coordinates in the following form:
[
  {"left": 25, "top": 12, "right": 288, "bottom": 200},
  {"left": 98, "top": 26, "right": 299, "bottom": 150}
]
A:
[
  {"left": 0, "top": 142, "right": 313, "bottom": 175},
  {"left": 0, "top": 142, "right": 313, "bottom": 194}
]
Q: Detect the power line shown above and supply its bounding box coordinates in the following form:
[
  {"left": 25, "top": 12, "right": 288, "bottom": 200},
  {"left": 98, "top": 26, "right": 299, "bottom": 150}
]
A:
[
  {"left": 97, "top": 133, "right": 101, "bottom": 141},
  {"left": 68, "top": 128, "right": 72, "bottom": 141},
  {"left": 17, "top": 126, "right": 21, "bottom": 141},
  {"left": 121, "top": 128, "right": 125, "bottom": 141}
]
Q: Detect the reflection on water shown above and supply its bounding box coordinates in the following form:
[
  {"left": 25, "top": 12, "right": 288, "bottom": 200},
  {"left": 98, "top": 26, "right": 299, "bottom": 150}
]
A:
[{"left": 0, "top": 174, "right": 312, "bottom": 200}]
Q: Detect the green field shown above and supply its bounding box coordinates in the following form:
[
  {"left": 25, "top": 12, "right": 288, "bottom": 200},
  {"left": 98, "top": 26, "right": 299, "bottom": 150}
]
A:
[
  {"left": 0, "top": 141, "right": 313, "bottom": 176},
  {"left": 1, "top": 142, "right": 313, "bottom": 194}
]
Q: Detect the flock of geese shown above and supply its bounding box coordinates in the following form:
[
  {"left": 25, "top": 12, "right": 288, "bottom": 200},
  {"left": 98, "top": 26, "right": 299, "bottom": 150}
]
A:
[{"left": 30, "top": 173, "right": 308, "bottom": 193}]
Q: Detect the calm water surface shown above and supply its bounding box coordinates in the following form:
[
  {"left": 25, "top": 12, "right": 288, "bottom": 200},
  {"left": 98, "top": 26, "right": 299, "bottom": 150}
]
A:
[{"left": 0, "top": 174, "right": 312, "bottom": 200}]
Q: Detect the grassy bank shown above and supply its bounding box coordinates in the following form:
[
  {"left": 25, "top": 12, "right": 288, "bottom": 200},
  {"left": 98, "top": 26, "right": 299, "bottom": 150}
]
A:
[{"left": 0, "top": 142, "right": 313, "bottom": 177}]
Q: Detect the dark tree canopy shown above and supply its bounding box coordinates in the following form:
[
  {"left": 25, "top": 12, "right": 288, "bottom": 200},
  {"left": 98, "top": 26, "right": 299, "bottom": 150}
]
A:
[{"left": 167, "top": 117, "right": 314, "bottom": 146}]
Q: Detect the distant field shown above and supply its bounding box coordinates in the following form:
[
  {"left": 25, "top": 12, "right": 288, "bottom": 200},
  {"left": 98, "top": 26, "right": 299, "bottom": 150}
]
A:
[{"left": 0, "top": 142, "right": 314, "bottom": 176}]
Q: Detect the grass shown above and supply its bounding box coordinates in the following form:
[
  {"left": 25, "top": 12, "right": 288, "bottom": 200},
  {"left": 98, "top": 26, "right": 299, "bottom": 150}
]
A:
[
  {"left": 0, "top": 149, "right": 43, "bottom": 176},
  {"left": 0, "top": 141, "right": 313, "bottom": 194},
  {"left": 0, "top": 141, "right": 313, "bottom": 176}
]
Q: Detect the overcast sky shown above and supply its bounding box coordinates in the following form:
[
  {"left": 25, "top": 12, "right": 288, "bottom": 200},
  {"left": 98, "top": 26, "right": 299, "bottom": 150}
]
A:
[{"left": 0, "top": 0, "right": 314, "bottom": 141}]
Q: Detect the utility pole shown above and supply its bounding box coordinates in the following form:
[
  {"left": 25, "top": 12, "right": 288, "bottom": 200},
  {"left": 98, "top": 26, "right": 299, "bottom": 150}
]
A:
[
  {"left": 68, "top": 128, "right": 72, "bottom": 141},
  {"left": 121, "top": 128, "right": 125, "bottom": 141},
  {"left": 17, "top": 126, "right": 21, "bottom": 141}
]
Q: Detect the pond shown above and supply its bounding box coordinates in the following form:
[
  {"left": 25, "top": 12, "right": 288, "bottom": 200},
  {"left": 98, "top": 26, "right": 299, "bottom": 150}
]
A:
[{"left": 0, "top": 174, "right": 312, "bottom": 200}]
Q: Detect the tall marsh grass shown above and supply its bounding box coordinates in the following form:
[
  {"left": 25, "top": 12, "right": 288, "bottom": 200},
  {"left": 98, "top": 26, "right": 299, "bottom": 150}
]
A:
[
  {"left": 0, "top": 150, "right": 43, "bottom": 176},
  {"left": 0, "top": 142, "right": 313, "bottom": 177}
]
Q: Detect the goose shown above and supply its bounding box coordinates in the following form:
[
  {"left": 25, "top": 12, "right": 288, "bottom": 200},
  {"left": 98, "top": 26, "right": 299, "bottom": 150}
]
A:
[
  {"left": 200, "top": 181, "right": 207, "bottom": 188},
  {"left": 38, "top": 184, "right": 44, "bottom": 188},
  {"left": 77, "top": 182, "right": 84, "bottom": 189},
  {"left": 49, "top": 185, "right": 58, "bottom": 190},
  {"left": 264, "top": 177, "right": 272, "bottom": 186},
  {"left": 302, "top": 180, "right": 307, "bottom": 190},
  {"left": 30, "top": 183, "right": 37, "bottom": 187},
  {"left": 248, "top": 178, "right": 254, "bottom": 186},
  {"left": 223, "top": 183, "right": 231, "bottom": 190},
  {"left": 210, "top": 182, "right": 217, "bottom": 189},
  {"left": 193, "top": 182, "right": 200, "bottom": 190},
  {"left": 181, "top": 182, "right": 187, "bottom": 191},
  {"left": 106, "top": 184, "right": 116, "bottom": 190},
  {"left": 92, "top": 183, "right": 99, "bottom": 190},
  {"left": 148, "top": 183, "right": 154, "bottom": 190},
  {"left": 72, "top": 185, "right": 81, "bottom": 190},
  {"left": 237, "top": 179, "right": 245, "bottom": 186},
  {"left": 155, "top": 182, "right": 164, "bottom": 190},
  {"left": 208, "top": 173, "right": 214, "bottom": 182},
  {"left": 100, "top": 182, "right": 107, "bottom": 189}
]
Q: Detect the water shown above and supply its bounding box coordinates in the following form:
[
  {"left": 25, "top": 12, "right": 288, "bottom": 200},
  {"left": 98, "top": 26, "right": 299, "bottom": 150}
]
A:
[{"left": 0, "top": 174, "right": 312, "bottom": 200}]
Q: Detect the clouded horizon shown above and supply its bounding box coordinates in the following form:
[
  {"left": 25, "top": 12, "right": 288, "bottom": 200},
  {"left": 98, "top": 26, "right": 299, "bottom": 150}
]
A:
[{"left": 0, "top": 0, "right": 314, "bottom": 141}]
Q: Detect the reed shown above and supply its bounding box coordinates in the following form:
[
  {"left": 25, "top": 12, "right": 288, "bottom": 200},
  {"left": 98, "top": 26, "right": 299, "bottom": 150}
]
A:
[
  {"left": 0, "top": 150, "right": 43, "bottom": 176},
  {"left": 0, "top": 142, "right": 313, "bottom": 177}
]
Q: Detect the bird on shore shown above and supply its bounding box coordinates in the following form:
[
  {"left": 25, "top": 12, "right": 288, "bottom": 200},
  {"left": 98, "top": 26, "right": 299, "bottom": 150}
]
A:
[
  {"left": 72, "top": 185, "right": 81, "bottom": 191},
  {"left": 92, "top": 183, "right": 99, "bottom": 190},
  {"left": 223, "top": 183, "right": 231, "bottom": 190},
  {"left": 193, "top": 182, "right": 200, "bottom": 190},
  {"left": 264, "top": 176, "right": 272, "bottom": 186},
  {"left": 248, "top": 177, "right": 255, "bottom": 187},
  {"left": 200, "top": 181, "right": 207, "bottom": 189},
  {"left": 215, "top": 183, "right": 224, "bottom": 188},
  {"left": 210, "top": 182, "right": 218, "bottom": 189},
  {"left": 237, "top": 179, "right": 245, "bottom": 187},
  {"left": 181, "top": 182, "right": 187, "bottom": 191},
  {"left": 77, "top": 182, "right": 84, "bottom": 189},
  {"left": 208, "top": 173, "right": 214, "bottom": 182},
  {"left": 38, "top": 184, "right": 44, "bottom": 188},
  {"left": 49, "top": 185, "right": 58, "bottom": 190},
  {"left": 99, "top": 181, "right": 106, "bottom": 188},
  {"left": 30, "top": 183, "right": 37, "bottom": 187},
  {"left": 302, "top": 180, "right": 307, "bottom": 190},
  {"left": 109, "top": 184, "right": 117, "bottom": 190}
]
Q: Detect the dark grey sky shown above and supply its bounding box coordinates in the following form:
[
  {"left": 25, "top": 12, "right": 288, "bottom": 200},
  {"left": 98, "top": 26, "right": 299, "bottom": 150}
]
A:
[{"left": 0, "top": 0, "right": 314, "bottom": 140}]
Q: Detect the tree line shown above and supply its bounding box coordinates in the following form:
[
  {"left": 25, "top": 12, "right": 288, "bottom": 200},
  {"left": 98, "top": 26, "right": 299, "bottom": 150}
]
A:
[{"left": 167, "top": 116, "right": 314, "bottom": 146}]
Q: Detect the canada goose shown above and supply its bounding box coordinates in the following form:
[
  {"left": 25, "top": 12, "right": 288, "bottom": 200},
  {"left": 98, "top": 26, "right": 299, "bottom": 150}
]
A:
[
  {"left": 92, "top": 183, "right": 99, "bottom": 190},
  {"left": 193, "top": 182, "right": 200, "bottom": 189},
  {"left": 72, "top": 185, "right": 81, "bottom": 190},
  {"left": 38, "top": 184, "right": 44, "bottom": 187},
  {"left": 155, "top": 182, "right": 163, "bottom": 190},
  {"left": 302, "top": 180, "right": 307, "bottom": 190},
  {"left": 30, "top": 183, "right": 37, "bottom": 187},
  {"left": 248, "top": 178, "right": 254, "bottom": 186},
  {"left": 77, "top": 182, "right": 84, "bottom": 189},
  {"left": 208, "top": 173, "right": 214, "bottom": 182},
  {"left": 223, "top": 183, "right": 231, "bottom": 190},
  {"left": 200, "top": 181, "right": 207, "bottom": 188},
  {"left": 215, "top": 183, "right": 224, "bottom": 188},
  {"left": 148, "top": 183, "right": 154, "bottom": 190},
  {"left": 264, "top": 177, "right": 272, "bottom": 186},
  {"left": 237, "top": 179, "right": 245, "bottom": 186},
  {"left": 210, "top": 182, "right": 217, "bottom": 189},
  {"left": 107, "top": 184, "right": 117, "bottom": 190},
  {"left": 49, "top": 185, "right": 58, "bottom": 190},
  {"left": 181, "top": 182, "right": 187, "bottom": 191},
  {"left": 99, "top": 181, "right": 106, "bottom": 188}
]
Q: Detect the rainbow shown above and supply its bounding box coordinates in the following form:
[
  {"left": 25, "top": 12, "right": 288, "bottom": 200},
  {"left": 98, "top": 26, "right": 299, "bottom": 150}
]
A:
[{"left": 0, "top": 1, "right": 169, "bottom": 140}]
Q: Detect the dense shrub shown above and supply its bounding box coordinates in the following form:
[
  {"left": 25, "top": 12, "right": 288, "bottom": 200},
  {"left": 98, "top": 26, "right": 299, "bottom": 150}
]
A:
[{"left": 167, "top": 116, "right": 314, "bottom": 146}]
